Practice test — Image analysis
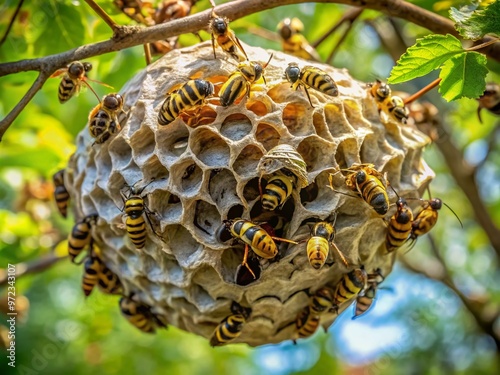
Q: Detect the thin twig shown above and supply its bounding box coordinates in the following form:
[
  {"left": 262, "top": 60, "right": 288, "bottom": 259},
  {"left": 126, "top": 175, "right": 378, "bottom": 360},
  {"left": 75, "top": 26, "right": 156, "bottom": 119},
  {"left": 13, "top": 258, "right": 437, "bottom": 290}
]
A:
[
  {"left": 0, "top": 72, "right": 50, "bottom": 141},
  {"left": 404, "top": 78, "right": 441, "bottom": 105},
  {"left": 365, "top": 17, "right": 407, "bottom": 63},
  {"left": 0, "top": 0, "right": 499, "bottom": 140},
  {"left": 312, "top": 7, "right": 362, "bottom": 49},
  {"left": 0, "top": 254, "right": 67, "bottom": 286},
  {"left": 83, "top": 0, "right": 119, "bottom": 32},
  {"left": 325, "top": 12, "right": 360, "bottom": 64},
  {"left": 0, "top": 0, "right": 25, "bottom": 46},
  {"left": 144, "top": 43, "right": 152, "bottom": 65}
]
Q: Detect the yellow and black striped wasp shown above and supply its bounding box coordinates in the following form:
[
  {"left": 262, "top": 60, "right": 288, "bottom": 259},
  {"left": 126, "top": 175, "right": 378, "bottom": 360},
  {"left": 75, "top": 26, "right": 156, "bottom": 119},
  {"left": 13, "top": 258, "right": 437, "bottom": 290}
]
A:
[
  {"left": 120, "top": 179, "right": 162, "bottom": 250},
  {"left": 284, "top": 62, "right": 338, "bottom": 107},
  {"left": 384, "top": 95, "right": 409, "bottom": 124},
  {"left": 294, "top": 287, "right": 337, "bottom": 342},
  {"left": 88, "top": 93, "right": 125, "bottom": 144},
  {"left": 119, "top": 296, "right": 167, "bottom": 333},
  {"left": 81, "top": 242, "right": 122, "bottom": 297},
  {"left": 409, "top": 196, "right": 462, "bottom": 247},
  {"left": 367, "top": 79, "right": 391, "bottom": 109},
  {"left": 217, "top": 218, "right": 298, "bottom": 279},
  {"left": 219, "top": 55, "right": 273, "bottom": 107},
  {"left": 52, "top": 169, "right": 70, "bottom": 218},
  {"left": 353, "top": 268, "right": 385, "bottom": 319},
  {"left": 385, "top": 189, "right": 414, "bottom": 253},
  {"left": 257, "top": 144, "right": 309, "bottom": 212},
  {"left": 277, "top": 17, "right": 320, "bottom": 62},
  {"left": 306, "top": 219, "right": 348, "bottom": 270},
  {"left": 330, "top": 163, "right": 390, "bottom": 217},
  {"left": 208, "top": 0, "right": 247, "bottom": 62},
  {"left": 158, "top": 79, "right": 214, "bottom": 125},
  {"left": 332, "top": 267, "right": 368, "bottom": 312},
  {"left": 68, "top": 214, "right": 98, "bottom": 264},
  {"left": 210, "top": 301, "right": 251, "bottom": 346},
  {"left": 51, "top": 61, "right": 111, "bottom": 104}
]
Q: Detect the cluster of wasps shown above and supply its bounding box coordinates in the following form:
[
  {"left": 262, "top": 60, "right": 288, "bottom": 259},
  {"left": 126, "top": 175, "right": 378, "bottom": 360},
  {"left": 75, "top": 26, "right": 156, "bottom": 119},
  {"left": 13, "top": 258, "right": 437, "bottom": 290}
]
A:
[
  {"left": 50, "top": 2, "right": 465, "bottom": 346},
  {"left": 53, "top": 170, "right": 167, "bottom": 334}
]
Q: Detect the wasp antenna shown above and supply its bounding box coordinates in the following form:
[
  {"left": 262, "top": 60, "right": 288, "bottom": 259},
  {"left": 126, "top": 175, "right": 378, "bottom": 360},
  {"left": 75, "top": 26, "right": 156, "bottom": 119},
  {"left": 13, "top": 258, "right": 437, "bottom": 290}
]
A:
[
  {"left": 442, "top": 201, "right": 464, "bottom": 228},
  {"left": 263, "top": 53, "right": 274, "bottom": 69},
  {"left": 81, "top": 80, "right": 101, "bottom": 103},
  {"left": 331, "top": 242, "right": 349, "bottom": 267},
  {"left": 426, "top": 185, "right": 433, "bottom": 199},
  {"left": 209, "top": 0, "right": 217, "bottom": 9}
]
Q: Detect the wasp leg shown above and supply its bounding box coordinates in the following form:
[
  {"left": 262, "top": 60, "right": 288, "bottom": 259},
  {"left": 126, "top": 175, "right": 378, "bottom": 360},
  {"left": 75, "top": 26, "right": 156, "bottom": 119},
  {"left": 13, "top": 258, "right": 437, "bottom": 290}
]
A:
[{"left": 241, "top": 244, "right": 257, "bottom": 279}]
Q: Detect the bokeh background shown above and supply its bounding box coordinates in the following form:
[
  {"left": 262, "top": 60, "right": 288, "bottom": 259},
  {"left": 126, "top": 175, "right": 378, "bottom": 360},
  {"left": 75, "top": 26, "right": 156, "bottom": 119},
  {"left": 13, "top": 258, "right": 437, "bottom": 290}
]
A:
[{"left": 1, "top": 0, "right": 499, "bottom": 374}]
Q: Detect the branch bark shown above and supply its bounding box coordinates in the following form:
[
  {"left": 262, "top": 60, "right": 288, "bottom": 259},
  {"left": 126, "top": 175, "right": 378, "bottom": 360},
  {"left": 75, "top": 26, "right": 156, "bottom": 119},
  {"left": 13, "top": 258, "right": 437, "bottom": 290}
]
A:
[{"left": 1, "top": 0, "right": 499, "bottom": 140}]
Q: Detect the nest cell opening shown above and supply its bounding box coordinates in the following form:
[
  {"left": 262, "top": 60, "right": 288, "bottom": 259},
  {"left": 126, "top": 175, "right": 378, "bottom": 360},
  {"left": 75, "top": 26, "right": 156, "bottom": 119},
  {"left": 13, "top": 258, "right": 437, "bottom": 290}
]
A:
[
  {"left": 164, "top": 224, "right": 203, "bottom": 268},
  {"left": 242, "top": 177, "right": 261, "bottom": 203},
  {"left": 324, "top": 103, "right": 353, "bottom": 138},
  {"left": 297, "top": 136, "right": 336, "bottom": 173},
  {"left": 108, "top": 136, "right": 133, "bottom": 171},
  {"left": 170, "top": 160, "right": 203, "bottom": 197},
  {"left": 208, "top": 169, "right": 240, "bottom": 210},
  {"left": 193, "top": 200, "right": 222, "bottom": 245},
  {"left": 155, "top": 121, "right": 190, "bottom": 167},
  {"left": 255, "top": 123, "right": 281, "bottom": 151},
  {"left": 129, "top": 124, "right": 156, "bottom": 166},
  {"left": 282, "top": 103, "right": 314, "bottom": 137},
  {"left": 233, "top": 145, "right": 264, "bottom": 177},
  {"left": 190, "top": 128, "right": 231, "bottom": 168},
  {"left": 312, "top": 111, "right": 334, "bottom": 142},
  {"left": 220, "top": 114, "right": 253, "bottom": 141}
]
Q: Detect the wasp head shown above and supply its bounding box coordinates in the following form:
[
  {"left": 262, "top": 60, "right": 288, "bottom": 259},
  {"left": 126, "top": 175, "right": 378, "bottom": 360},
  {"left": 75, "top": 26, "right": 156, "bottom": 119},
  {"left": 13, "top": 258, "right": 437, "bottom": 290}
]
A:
[{"left": 284, "top": 63, "right": 301, "bottom": 84}]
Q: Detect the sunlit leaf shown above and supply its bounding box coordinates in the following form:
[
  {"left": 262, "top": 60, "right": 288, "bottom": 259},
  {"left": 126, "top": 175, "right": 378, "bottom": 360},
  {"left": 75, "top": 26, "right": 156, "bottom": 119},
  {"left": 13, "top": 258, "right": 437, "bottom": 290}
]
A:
[
  {"left": 439, "top": 51, "right": 488, "bottom": 101},
  {"left": 450, "top": 1, "right": 500, "bottom": 40},
  {"left": 388, "top": 34, "right": 463, "bottom": 84}
]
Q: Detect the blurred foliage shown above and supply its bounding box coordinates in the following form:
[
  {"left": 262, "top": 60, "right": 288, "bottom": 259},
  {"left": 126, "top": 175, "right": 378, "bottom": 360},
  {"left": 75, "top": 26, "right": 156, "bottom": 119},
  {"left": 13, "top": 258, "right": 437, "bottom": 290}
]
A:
[{"left": 0, "top": 0, "right": 499, "bottom": 374}]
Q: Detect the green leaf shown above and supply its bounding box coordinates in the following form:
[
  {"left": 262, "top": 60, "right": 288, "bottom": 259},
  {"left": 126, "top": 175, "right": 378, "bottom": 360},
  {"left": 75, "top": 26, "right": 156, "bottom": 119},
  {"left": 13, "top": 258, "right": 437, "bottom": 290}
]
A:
[
  {"left": 34, "top": 2, "right": 85, "bottom": 56},
  {"left": 438, "top": 51, "right": 488, "bottom": 101},
  {"left": 388, "top": 34, "right": 463, "bottom": 84},
  {"left": 450, "top": 1, "right": 500, "bottom": 40}
]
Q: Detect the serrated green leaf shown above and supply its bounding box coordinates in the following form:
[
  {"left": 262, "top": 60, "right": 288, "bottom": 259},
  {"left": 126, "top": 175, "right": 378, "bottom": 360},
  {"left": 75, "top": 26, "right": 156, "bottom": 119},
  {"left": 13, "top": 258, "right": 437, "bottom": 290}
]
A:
[
  {"left": 450, "top": 1, "right": 500, "bottom": 40},
  {"left": 438, "top": 51, "right": 488, "bottom": 101},
  {"left": 388, "top": 34, "right": 463, "bottom": 84}
]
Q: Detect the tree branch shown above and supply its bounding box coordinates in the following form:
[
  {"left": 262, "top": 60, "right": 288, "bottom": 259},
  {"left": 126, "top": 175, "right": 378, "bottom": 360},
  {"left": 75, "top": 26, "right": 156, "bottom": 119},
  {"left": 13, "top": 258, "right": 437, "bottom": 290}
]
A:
[
  {"left": 0, "top": 71, "right": 50, "bottom": 140},
  {"left": 83, "top": 0, "right": 120, "bottom": 33},
  {"left": 1, "top": 0, "right": 499, "bottom": 140},
  {"left": 0, "top": 0, "right": 25, "bottom": 46},
  {"left": 0, "top": 254, "right": 67, "bottom": 286}
]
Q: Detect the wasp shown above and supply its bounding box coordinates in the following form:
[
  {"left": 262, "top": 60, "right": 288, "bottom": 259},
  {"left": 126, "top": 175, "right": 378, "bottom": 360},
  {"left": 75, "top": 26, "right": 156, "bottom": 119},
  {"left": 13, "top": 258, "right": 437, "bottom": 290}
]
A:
[
  {"left": 353, "top": 269, "right": 385, "bottom": 319},
  {"left": 277, "top": 17, "right": 320, "bottom": 61},
  {"left": 121, "top": 180, "right": 161, "bottom": 250},
  {"left": 307, "top": 220, "right": 348, "bottom": 269},
  {"left": 331, "top": 163, "right": 389, "bottom": 216},
  {"left": 385, "top": 95, "right": 409, "bottom": 124},
  {"left": 82, "top": 255, "right": 103, "bottom": 297},
  {"left": 409, "top": 197, "right": 462, "bottom": 244},
  {"left": 219, "top": 55, "right": 272, "bottom": 107},
  {"left": 260, "top": 169, "right": 298, "bottom": 211},
  {"left": 367, "top": 79, "right": 391, "bottom": 107},
  {"left": 210, "top": 302, "right": 251, "bottom": 346},
  {"left": 68, "top": 214, "right": 98, "bottom": 264},
  {"left": 52, "top": 169, "right": 70, "bottom": 218},
  {"left": 114, "top": 0, "right": 155, "bottom": 25},
  {"left": 208, "top": 0, "right": 247, "bottom": 62},
  {"left": 155, "top": 0, "right": 197, "bottom": 23},
  {"left": 284, "top": 62, "right": 338, "bottom": 108},
  {"left": 257, "top": 144, "right": 309, "bottom": 211},
  {"left": 50, "top": 61, "right": 105, "bottom": 104},
  {"left": 217, "top": 219, "right": 298, "bottom": 279},
  {"left": 477, "top": 82, "right": 500, "bottom": 123},
  {"left": 295, "top": 305, "right": 321, "bottom": 341},
  {"left": 158, "top": 79, "right": 214, "bottom": 125},
  {"left": 309, "top": 287, "right": 335, "bottom": 314},
  {"left": 88, "top": 93, "right": 125, "bottom": 144},
  {"left": 119, "top": 296, "right": 167, "bottom": 333},
  {"left": 98, "top": 265, "right": 123, "bottom": 295},
  {"left": 333, "top": 267, "right": 368, "bottom": 309},
  {"left": 385, "top": 194, "right": 414, "bottom": 253}
]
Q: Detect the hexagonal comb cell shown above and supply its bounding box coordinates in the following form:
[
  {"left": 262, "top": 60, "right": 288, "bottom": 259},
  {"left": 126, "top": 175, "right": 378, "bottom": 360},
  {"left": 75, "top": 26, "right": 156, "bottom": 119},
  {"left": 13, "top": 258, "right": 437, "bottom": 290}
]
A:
[
  {"left": 255, "top": 123, "right": 280, "bottom": 151},
  {"left": 67, "top": 43, "right": 433, "bottom": 347},
  {"left": 220, "top": 114, "right": 252, "bottom": 141},
  {"left": 190, "top": 128, "right": 231, "bottom": 168},
  {"left": 282, "top": 103, "right": 314, "bottom": 137},
  {"left": 233, "top": 145, "right": 264, "bottom": 177}
]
